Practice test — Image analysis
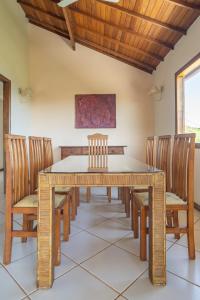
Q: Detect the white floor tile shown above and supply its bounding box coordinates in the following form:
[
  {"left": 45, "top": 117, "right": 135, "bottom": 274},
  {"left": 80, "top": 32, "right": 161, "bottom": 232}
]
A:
[
  {"left": 167, "top": 244, "right": 200, "bottom": 286},
  {"left": 30, "top": 266, "right": 118, "bottom": 300},
  {"left": 70, "top": 225, "right": 83, "bottom": 236},
  {"left": 0, "top": 238, "right": 36, "bottom": 264},
  {"left": 87, "top": 219, "right": 131, "bottom": 243},
  {"left": 112, "top": 215, "right": 131, "bottom": 228},
  {"left": 71, "top": 209, "right": 107, "bottom": 230},
  {"left": 176, "top": 229, "right": 200, "bottom": 252},
  {"left": 115, "top": 296, "right": 127, "bottom": 300},
  {"left": 115, "top": 233, "right": 174, "bottom": 257},
  {"left": 6, "top": 252, "right": 76, "bottom": 294},
  {"left": 194, "top": 219, "right": 200, "bottom": 229},
  {"left": 123, "top": 271, "right": 200, "bottom": 300},
  {"left": 82, "top": 245, "right": 148, "bottom": 293},
  {"left": 61, "top": 231, "right": 109, "bottom": 263},
  {"left": 0, "top": 267, "right": 26, "bottom": 300},
  {"left": 82, "top": 202, "right": 125, "bottom": 219}
]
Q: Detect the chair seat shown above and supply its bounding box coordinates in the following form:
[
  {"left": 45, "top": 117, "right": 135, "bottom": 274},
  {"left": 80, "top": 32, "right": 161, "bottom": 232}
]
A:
[
  {"left": 135, "top": 191, "right": 187, "bottom": 207},
  {"left": 14, "top": 194, "right": 66, "bottom": 208}
]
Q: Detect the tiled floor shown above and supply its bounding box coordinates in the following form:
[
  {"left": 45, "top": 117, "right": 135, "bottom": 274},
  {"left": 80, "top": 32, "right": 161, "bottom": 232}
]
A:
[{"left": 0, "top": 177, "right": 200, "bottom": 299}]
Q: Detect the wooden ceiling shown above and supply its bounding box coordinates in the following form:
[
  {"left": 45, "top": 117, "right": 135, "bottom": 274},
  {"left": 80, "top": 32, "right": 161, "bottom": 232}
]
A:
[{"left": 17, "top": 0, "right": 200, "bottom": 74}]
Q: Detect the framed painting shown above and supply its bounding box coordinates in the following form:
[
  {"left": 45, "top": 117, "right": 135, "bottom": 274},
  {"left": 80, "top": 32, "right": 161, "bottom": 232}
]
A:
[{"left": 75, "top": 94, "right": 116, "bottom": 128}]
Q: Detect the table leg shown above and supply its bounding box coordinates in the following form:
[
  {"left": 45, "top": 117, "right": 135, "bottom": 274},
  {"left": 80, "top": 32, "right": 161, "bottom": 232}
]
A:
[
  {"left": 37, "top": 174, "right": 55, "bottom": 288},
  {"left": 149, "top": 172, "right": 166, "bottom": 285}
]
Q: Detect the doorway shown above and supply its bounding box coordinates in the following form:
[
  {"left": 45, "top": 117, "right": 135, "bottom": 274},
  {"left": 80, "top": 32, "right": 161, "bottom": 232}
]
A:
[{"left": 0, "top": 74, "right": 11, "bottom": 193}]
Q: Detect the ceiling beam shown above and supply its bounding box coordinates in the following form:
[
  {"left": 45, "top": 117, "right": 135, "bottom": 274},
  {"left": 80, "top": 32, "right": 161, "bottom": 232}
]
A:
[
  {"left": 166, "top": 0, "right": 200, "bottom": 12},
  {"left": 28, "top": 17, "right": 154, "bottom": 74},
  {"left": 62, "top": 7, "right": 76, "bottom": 50},
  {"left": 17, "top": 0, "right": 64, "bottom": 21},
  {"left": 96, "top": 0, "right": 187, "bottom": 35},
  {"left": 70, "top": 7, "right": 174, "bottom": 50},
  {"left": 26, "top": 13, "right": 157, "bottom": 68},
  {"left": 18, "top": 0, "right": 174, "bottom": 50},
  {"left": 76, "top": 24, "right": 163, "bottom": 62},
  {"left": 76, "top": 35, "right": 155, "bottom": 71}
]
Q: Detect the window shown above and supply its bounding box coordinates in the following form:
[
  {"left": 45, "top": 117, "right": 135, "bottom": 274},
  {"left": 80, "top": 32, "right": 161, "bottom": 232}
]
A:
[{"left": 176, "top": 53, "right": 200, "bottom": 145}]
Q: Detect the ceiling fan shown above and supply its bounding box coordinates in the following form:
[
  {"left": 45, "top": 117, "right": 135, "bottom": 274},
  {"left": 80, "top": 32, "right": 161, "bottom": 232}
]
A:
[{"left": 57, "top": 0, "right": 119, "bottom": 7}]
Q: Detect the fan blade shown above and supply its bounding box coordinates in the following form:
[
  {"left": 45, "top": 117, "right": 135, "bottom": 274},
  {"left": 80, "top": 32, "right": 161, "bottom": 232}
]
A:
[{"left": 58, "top": 0, "right": 78, "bottom": 7}]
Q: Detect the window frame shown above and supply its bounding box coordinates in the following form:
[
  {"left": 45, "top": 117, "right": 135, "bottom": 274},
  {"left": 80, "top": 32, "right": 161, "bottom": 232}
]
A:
[{"left": 175, "top": 52, "right": 200, "bottom": 149}]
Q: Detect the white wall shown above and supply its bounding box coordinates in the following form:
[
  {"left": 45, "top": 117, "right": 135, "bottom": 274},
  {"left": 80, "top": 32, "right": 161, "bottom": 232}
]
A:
[
  {"left": 0, "top": 82, "right": 3, "bottom": 169},
  {"left": 153, "top": 17, "right": 200, "bottom": 205},
  {"left": 153, "top": 17, "right": 200, "bottom": 135},
  {"left": 29, "top": 25, "right": 154, "bottom": 162},
  {"left": 0, "top": 0, "right": 31, "bottom": 136}
]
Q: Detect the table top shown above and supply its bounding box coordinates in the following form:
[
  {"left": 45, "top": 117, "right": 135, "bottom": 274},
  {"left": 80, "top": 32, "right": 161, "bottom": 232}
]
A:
[{"left": 43, "top": 155, "right": 161, "bottom": 174}]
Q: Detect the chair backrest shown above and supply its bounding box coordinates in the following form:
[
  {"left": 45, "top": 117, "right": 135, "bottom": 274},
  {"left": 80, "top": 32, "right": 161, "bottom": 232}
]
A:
[
  {"left": 156, "top": 135, "right": 172, "bottom": 192},
  {"left": 88, "top": 133, "right": 108, "bottom": 170},
  {"left": 29, "top": 136, "right": 44, "bottom": 194},
  {"left": 43, "top": 137, "right": 53, "bottom": 168},
  {"left": 145, "top": 136, "right": 156, "bottom": 167},
  {"left": 171, "top": 133, "right": 195, "bottom": 202},
  {"left": 5, "top": 134, "right": 29, "bottom": 206}
]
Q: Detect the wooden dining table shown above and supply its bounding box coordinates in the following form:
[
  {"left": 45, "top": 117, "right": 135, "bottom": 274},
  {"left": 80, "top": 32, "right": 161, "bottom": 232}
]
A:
[{"left": 37, "top": 155, "right": 166, "bottom": 288}]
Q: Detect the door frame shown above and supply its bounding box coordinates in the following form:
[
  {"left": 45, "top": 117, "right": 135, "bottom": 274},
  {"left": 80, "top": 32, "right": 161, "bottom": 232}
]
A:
[{"left": 0, "top": 74, "right": 11, "bottom": 171}]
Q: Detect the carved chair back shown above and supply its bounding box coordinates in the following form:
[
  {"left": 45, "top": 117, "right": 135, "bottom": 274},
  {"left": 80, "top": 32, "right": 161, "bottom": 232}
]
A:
[
  {"left": 5, "top": 134, "right": 29, "bottom": 206},
  {"left": 29, "top": 136, "right": 44, "bottom": 193},
  {"left": 88, "top": 133, "right": 108, "bottom": 170}
]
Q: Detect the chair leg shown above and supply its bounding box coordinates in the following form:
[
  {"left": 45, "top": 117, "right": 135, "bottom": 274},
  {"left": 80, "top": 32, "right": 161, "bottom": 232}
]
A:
[
  {"left": 132, "top": 199, "right": 139, "bottom": 238},
  {"left": 140, "top": 207, "right": 147, "bottom": 261},
  {"left": 70, "top": 188, "right": 76, "bottom": 221},
  {"left": 107, "top": 187, "right": 111, "bottom": 203},
  {"left": 166, "top": 210, "right": 173, "bottom": 228},
  {"left": 54, "top": 209, "right": 61, "bottom": 266},
  {"left": 124, "top": 188, "right": 130, "bottom": 218},
  {"left": 21, "top": 214, "right": 29, "bottom": 243},
  {"left": 173, "top": 210, "right": 180, "bottom": 239},
  {"left": 75, "top": 187, "right": 80, "bottom": 207},
  {"left": 3, "top": 213, "right": 13, "bottom": 265},
  {"left": 86, "top": 187, "right": 91, "bottom": 202},
  {"left": 187, "top": 209, "right": 195, "bottom": 259},
  {"left": 63, "top": 199, "right": 70, "bottom": 241},
  {"left": 118, "top": 187, "right": 121, "bottom": 200},
  {"left": 121, "top": 187, "right": 125, "bottom": 204}
]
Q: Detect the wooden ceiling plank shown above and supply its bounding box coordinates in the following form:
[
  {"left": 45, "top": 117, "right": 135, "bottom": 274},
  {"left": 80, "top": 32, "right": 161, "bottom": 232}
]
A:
[
  {"left": 96, "top": 0, "right": 187, "bottom": 34},
  {"left": 166, "top": 0, "right": 200, "bottom": 12},
  {"left": 17, "top": 0, "right": 64, "bottom": 21},
  {"left": 29, "top": 18, "right": 69, "bottom": 39},
  {"left": 18, "top": 0, "right": 174, "bottom": 51},
  {"left": 76, "top": 23, "right": 163, "bottom": 62},
  {"left": 62, "top": 7, "right": 76, "bottom": 50},
  {"left": 71, "top": 7, "right": 174, "bottom": 50},
  {"left": 28, "top": 17, "right": 154, "bottom": 73}
]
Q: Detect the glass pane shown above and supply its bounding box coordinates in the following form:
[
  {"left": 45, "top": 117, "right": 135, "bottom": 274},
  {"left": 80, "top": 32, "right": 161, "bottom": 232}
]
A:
[
  {"left": 184, "top": 69, "right": 200, "bottom": 143},
  {"left": 43, "top": 155, "right": 160, "bottom": 174}
]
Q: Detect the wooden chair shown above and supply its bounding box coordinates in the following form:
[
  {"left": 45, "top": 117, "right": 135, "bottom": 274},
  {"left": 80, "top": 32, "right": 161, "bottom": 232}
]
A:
[
  {"left": 3, "top": 134, "right": 70, "bottom": 265},
  {"left": 29, "top": 136, "right": 44, "bottom": 194},
  {"left": 43, "top": 137, "right": 78, "bottom": 219},
  {"left": 43, "top": 137, "right": 53, "bottom": 169},
  {"left": 127, "top": 136, "right": 157, "bottom": 219},
  {"left": 131, "top": 133, "right": 195, "bottom": 261},
  {"left": 29, "top": 136, "right": 71, "bottom": 244},
  {"left": 86, "top": 133, "right": 111, "bottom": 202}
]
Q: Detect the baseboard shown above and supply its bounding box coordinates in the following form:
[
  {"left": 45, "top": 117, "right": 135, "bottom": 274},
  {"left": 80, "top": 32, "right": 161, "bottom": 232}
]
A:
[{"left": 194, "top": 202, "right": 200, "bottom": 211}]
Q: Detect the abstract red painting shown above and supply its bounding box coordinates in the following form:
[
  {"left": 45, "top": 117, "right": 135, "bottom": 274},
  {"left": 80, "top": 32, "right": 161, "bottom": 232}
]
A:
[{"left": 75, "top": 94, "right": 116, "bottom": 128}]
